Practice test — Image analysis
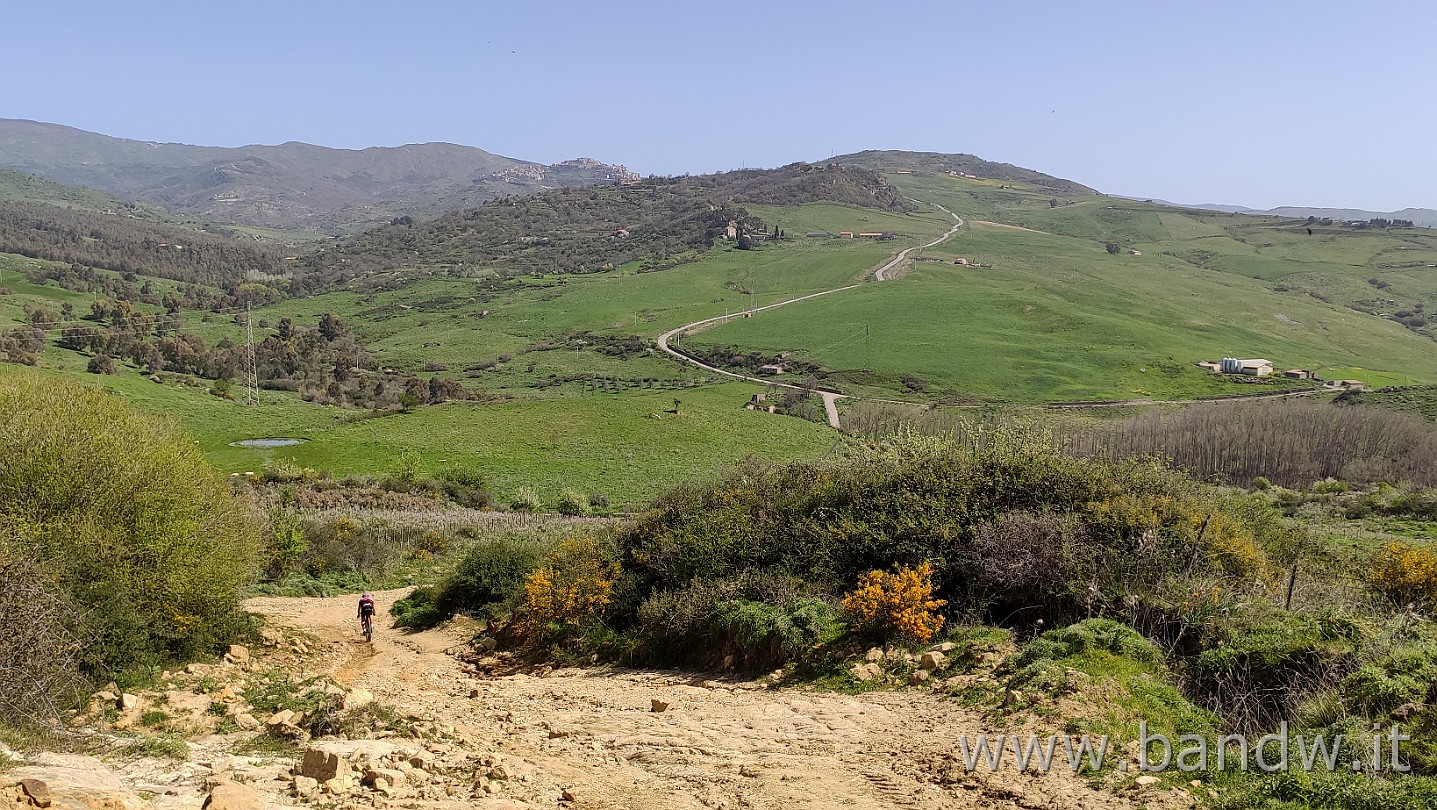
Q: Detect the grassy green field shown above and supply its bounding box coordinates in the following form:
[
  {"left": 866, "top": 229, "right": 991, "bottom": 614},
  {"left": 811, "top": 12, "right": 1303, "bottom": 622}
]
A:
[
  {"left": 0, "top": 201, "right": 947, "bottom": 501},
  {"left": 681, "top": 174, "right": 1437, "bottom": 402},
  {"left": 182, "top": 204, "right": 953, "bottom": 386},
  {"left": 0, "top": 361, "right": 836, "bottom": 507}
]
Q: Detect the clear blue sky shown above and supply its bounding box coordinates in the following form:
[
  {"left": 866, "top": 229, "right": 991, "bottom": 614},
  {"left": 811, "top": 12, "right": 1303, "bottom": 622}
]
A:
[{"left": 4, "top": 0, "right": 1434, "bottom": 210}]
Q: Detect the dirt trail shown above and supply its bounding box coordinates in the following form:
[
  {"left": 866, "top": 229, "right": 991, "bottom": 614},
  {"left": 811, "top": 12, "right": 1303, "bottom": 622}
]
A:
[{"left": 243, "top": 589, "right": 1181, "bottom": 809}]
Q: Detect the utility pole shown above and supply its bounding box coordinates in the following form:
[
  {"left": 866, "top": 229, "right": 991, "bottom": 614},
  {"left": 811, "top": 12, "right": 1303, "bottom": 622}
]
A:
[
  {"left": 243, "top": 303, "right": 260, "bottom": 406},
  {"left": 865, "top": 324, "right": 871, "bottom": 372}
]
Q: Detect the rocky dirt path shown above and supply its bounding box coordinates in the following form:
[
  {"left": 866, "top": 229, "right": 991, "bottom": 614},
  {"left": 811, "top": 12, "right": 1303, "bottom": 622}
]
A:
[{"left": 240, "top": 589, "right": 1180, "bottom": 810}]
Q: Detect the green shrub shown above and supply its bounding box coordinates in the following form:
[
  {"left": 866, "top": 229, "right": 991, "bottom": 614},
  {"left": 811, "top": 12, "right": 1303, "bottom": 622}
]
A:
[
  {"left": 1009, "top": 618, "right": 1165, "bottom": 671},
  {"left": 0, "top": 373, "right": 262, "bottom": 682},
  {"left": 390, "top": 586, "right": 447, "bottom": 629},
  {"left": 0, "top": 541, "right": 87, "bottom": 724},
  {"left": 510, "top": 486, "right": 542, "bottom": 513},
  {"left": 438, "top": 534, "right": 552, "bottom": 617},
  {"left": 556, "top": 487, "right": 591, "bottom": 516},
  {"left": 1189, "top": 606, "right": 1364, "bottom": 732},
  {"left": 1343, "top": 644, "right": 1437, "bottom": 716},
  {"left": 433, "top": 466, "right": 492, "bottom": 509},
  {"left": 617, "top": 431, "right": 1283, "bottom": 628},
  {"left": 631, "top": 573, "right": 837, "bottom": 670}
]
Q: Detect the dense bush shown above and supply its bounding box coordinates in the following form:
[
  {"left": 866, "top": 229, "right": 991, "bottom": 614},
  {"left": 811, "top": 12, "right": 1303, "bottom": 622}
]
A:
[
  {"left": 630, "top": 572, "right": 836, "bottom": 670},
  {"left": 556, "top": 487, "right": 591, "bottom": 516},
  {"left": 510, "top": 486, "right": 542, "bottom": 513},
  {"left": 0, "top": 539, "right": 87, "bottom": 724},
  {"left": 440, "top": 533, "right": 553, "bottom": 617},
  {"left": 617, "top": 431, "right": 1289, "bottom": 627},
  {"left": 0, "top": 373, "right": 262, "bottom": 685}
]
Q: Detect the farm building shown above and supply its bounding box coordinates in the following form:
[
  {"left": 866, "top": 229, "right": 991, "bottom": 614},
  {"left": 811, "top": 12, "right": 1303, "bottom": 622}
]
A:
[
  {"left": 1196, "top": 361, "right": 1222, "bottom": 373},
  {"left": 1219, "top": 357, "right": 1274, "bottom": 376},
  {"left": 1284, "top": 369, "right": 1316, "bottom": 380},
  {"left": 839, "top": 231, "right": 854, "bottom": 239},
  {"left": 756, "top": 364, "right": 785, "bottom": 376}
]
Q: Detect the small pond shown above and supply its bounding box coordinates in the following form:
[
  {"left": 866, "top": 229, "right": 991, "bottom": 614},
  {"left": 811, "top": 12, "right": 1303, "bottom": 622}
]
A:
[{"left": 229, "top": 438, "right": 308, "bottom": 448}]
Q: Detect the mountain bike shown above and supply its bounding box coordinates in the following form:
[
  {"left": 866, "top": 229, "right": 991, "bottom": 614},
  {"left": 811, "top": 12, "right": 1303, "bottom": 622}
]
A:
[{"left": 361, "top": 613, "right": 373, "bottom": 642}]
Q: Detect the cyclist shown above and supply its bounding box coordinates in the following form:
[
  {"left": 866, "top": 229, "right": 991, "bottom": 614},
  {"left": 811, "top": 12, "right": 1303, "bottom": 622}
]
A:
[{"left": 357, "top": 592, "right": 376, "bottom": 638}]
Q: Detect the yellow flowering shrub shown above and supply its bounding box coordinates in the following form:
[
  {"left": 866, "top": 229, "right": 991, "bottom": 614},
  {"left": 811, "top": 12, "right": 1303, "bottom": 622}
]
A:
[
  {"left": 1369, "top": 541, "right": 1437, "bottom": 608},
  {"left": 842, "top": 561, "right": 947, "bottom": 642},
  {"left": 1204, "top": 511, "right": 1269, "bottom": 580},
  {"left": 520, "top": 536, "right": 619, "bottom": 636}
]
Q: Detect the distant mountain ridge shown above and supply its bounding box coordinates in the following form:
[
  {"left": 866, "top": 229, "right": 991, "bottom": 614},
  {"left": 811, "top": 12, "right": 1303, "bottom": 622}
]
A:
[
  {"left": 0, "top": 119, "right": 638, "bottom": 234},
  {"left": 1129, "top": 196, "right": 1437, "bottom": 229}
]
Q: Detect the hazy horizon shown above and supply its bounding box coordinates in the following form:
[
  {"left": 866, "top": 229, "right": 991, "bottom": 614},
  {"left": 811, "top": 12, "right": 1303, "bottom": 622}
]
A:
[{"left": 5, "top": 0, "right": 1434, "bottom": 211}]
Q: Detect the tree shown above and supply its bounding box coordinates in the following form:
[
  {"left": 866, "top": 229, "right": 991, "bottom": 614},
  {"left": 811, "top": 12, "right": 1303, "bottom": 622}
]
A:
[
  {"left": 86, "top": 353, "right": 115, "bottom": 375},
  {"left": 317, "top": 312, "right": 343, "bottom": 342},
  {"left": 1105, "top": 242, "right": 1121, "bottom": 255},
  {"left": 1050, "top": 198, "right": 1059, "bottom": 208}
]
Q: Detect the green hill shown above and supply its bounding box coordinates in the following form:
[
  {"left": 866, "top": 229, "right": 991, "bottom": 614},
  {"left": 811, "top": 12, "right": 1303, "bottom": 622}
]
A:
[
  {"left": 295, "top": 163, "right": 912, "bottom": 288},
  {"left": 832, "top": 149, "right": 1094, "bottom": 195},
  {"left": 677, "top": 172, "right": 1437, "bottom": 401}
]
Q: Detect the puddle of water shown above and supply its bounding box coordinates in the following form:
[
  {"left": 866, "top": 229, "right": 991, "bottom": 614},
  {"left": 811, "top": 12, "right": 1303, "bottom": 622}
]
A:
[{"left": 229, "top": 438, "right": 307, "bottom": 448}]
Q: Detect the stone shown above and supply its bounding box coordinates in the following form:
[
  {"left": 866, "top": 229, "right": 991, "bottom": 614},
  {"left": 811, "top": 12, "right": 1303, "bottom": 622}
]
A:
[
  {"left": 231, "top": 711, "right": 259, "bottom": 731},
  {"left": 650, "top": 699, "right": 669, "bottom": 713},
  {"left": 225, "top": 645, "right": 250, "bottom": 663},
  {"left": 341, "top": 687, "right": 375, "bottom": 710},
  {"left": 478, "top": 637, "right": 499, "bottom": 652},
  {"left": 184, "top": 663, "right": 212, "bottom": 676},
  {"left": 1393, "top": 702, "right": 1424, "bottom": 720},
  {"left": 562, "top": 787, "right": 580, "bottom": 802},
  {"left": 9, "top": 754, "right": 144, "bottom": 810},
  {"left": 1133, "top": 775, "right": 1161, "bottom": 788},
  {"left": 301, "top": 747, "right": 346, "bottom": 781},
  {"left": 1002, "top": 689, "right": 1023, "bottom": 707},
  {"left": 292, "top": 775, "right": 319, "bottom": 796},
  {"left": 409, "top": 751, "right": 436, "bottom": 770},
  {"left": 259, "top": 627, "right": 284, "bottom": 646},
  {"left": 17, "top": 779, "right": 51, "bottom": 808},
  {"left": 851, "top": 662, "right": 883, "bottom": 682},
  {"left": 117, "top": 693, "right": 140, "bottom": 710},
  {"left": 267, "top": 709, "right": 295, "bottom": 727},
  {"left": 322, "top": 773, "right": 355, "bottom": 795},
  {"left": 932, "top": 642, "right": 957, "bottom": 653},
  {"left": 370, "top": 767, "right": 408, "bottom": 789},
  {"left": 909, "top": 671, "right": 930, "bottom": 685},
  {"left": 469, "top": 688, "right": 482, "bottom": 699},
  {"left": 918, "top": 651, "right": 947, "bottom": 671},
  {"left": 864, "top": 648, "right": 884, "bottom": 663},
  {"left": 202, "top": 781, "right": 262, "bottom": 810},
  {"left": 1188, "top": 779, "right": 1203, "bottom": 788},
  {"left": 488, "top": 764, "right": 511, "bottom": 781}
]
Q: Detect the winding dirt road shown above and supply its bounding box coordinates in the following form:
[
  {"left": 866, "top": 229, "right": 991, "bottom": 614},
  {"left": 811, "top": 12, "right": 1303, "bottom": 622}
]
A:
[
  {"left": 243, "top": 589, "right": 1179, "bottom": 810},
  {"left": 656, "top": 203, "right": 965, "bottom": 428}
]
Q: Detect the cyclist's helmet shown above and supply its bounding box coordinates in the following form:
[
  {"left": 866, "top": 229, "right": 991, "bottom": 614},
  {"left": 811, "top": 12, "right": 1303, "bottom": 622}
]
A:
[{"left": 362, "top": 592, "right": 371, "bottom": 598}]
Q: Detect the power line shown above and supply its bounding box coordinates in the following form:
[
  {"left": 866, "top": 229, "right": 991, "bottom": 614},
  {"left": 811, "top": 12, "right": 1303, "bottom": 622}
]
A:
[{"left": 242, "top": 304, "right": 260, "bottom": 406}]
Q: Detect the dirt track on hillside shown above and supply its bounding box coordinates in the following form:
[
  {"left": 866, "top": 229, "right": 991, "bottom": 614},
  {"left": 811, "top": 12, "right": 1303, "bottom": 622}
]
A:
[{"left": 243, "top": 589, "right": 1188, "bottom": 810}]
